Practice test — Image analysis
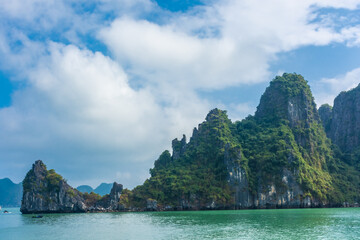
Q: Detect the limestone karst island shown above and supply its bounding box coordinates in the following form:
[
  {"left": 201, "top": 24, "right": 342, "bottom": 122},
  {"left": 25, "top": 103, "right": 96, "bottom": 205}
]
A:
[{"left": 20, "top": 73, "right": 360, "bottom": 214}]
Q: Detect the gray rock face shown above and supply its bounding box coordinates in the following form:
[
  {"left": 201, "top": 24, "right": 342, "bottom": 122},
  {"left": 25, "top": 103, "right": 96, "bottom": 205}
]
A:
[
  {"left": 21, "top": 160, "right": 87, "bottom": 214},
  {"left": 252, "top": 169, "right": 311, "bottom": 208},
  {"left": 225, "top": 143, "right": 318, "bottom": 209},
  {"left": 146, "top": 199, "right": 157, "bottom": 211},
  {"left": 96, "top": 182, "right": 123, "bottom": 210},
  {"left": 109, "top": 182, "right": 123, "bottom": 208},
  {"left": 328, "top": 85, "right": 360, "bottom": 153},
  {"left": 172, "top": 135, "right": 187, "bottom": 160},
  {"left": 224, "top": 143, "right": 251, "bottom": 208},
  {"left": 21, "top": 160, "right": 124, "bottom": 214}
]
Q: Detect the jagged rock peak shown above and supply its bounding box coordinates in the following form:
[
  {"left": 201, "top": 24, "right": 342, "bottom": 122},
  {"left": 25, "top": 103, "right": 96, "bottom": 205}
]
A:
[
  {"left": 97, "top": 182, "right": 123, "bottom": 211},
  {"left": 21, "top": 161, "right": 126, "bottom": 213},
  {"left": 109, "top": 182, "right": 123, "bottom": 204},
  {"left": 21, "top": 160, "right": 87, "bottom": 214},
  {"left": 205, "top": 108, "right": 228, "bottom": 122},
  {"left": 172, "top": 134, "right": 187, "bottom": 160},
  {"left": 255, "top": 73, "right": 319, "bottom": 126},
  {"left": 32, "top": 160, "right": 47, "bottom": 178}
]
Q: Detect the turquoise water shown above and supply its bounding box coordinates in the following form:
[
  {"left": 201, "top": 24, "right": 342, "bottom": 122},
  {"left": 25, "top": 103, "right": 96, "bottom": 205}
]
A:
[{"left": 1, "top": 208, "right": 360, "bottom": 239}]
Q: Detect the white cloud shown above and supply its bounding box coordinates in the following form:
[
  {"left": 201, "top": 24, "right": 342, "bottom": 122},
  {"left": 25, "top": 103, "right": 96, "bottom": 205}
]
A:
[
  {"left": 227, "top": 103, "right": 256, "bottom": 121},
  {"left": 314, "top": 0, "right": 360, "bottom": 9},
  {"left": 314, "top": 67, "right": 360, "bottom": 106},
  {"left": 1, "top": 0, "right": 360, "bottom": 187},
  {"left": 99, "top": 0, "right": 360, "bottom": 93},
  {"left": 0, "top": 0, "right": 66, "bottom": 22},
  {"left": 99, "top": 18, "right": 268, "bottom": 90},
  {"left": 341, "top": 26, "right": 360, "bottom": 46},
  {"left": 0, "top": 43, "right": 209, "bottom": 187}
]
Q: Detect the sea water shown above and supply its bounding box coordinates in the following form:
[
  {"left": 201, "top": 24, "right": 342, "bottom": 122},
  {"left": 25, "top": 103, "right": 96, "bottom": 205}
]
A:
[{"left": 1, "top": 208, "right": 360, "bottom": 239}]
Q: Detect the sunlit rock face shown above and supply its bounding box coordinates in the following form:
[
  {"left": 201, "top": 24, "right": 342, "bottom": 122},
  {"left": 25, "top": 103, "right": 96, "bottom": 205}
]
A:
[
  {"left": 21, "top": 160, "right": 87, "bottom": 214},
  {"left": 21, "top": 160, "right": 123, "bottom": 214},
  {"left": 329, "top": 84, "right": 360, "bottom": 153}
]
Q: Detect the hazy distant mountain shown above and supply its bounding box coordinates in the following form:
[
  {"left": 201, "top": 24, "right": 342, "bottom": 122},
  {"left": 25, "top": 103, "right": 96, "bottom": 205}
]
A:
[
  {"left": 0, "top": 178, "right": 22, "bottom": 207},
  {"left": 94, "top": 183, "right": 113, "bottom": 196},
  {"left": 76, "top": 183, "right": 113, "bottom": 196},
  {"left": 76, "top": 185, "right": 94, "bottom": 194}
]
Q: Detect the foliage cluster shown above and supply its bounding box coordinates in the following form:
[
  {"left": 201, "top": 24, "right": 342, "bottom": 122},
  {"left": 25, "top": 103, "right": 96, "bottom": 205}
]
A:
[
  {"left": 22, "top": 74, "right": 359, "bottom": 207},
  {"left": 131, "top": 109, "right": 240, "bottom": 208},
  {"left": 23, "top": 162, "right": 65, "bottom": 193},
  {"left": 123, "top": 73, "right": 360, "bottom": 207},
  {"left": 83, "top": 192, "right": 102, "bottom": 206},
  {"left": 45, "top": 169, "right": 63, "bottom": 192}
]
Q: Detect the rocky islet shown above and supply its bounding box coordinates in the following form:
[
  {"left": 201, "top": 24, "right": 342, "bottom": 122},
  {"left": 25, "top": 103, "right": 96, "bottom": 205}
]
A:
[{"left": 21, "top": 73, "right": 360, "bottom": 213}]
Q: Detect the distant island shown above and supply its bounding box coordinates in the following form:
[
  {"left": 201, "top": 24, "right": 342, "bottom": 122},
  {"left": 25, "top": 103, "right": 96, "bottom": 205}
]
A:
[
  {"left": 0, "top": 178, "right": 22, "bottom": 207},
  {"left": 20, "top": 73, "right": 360, "bottom": 213},
  {"left": 0, "top": 177, "right": 112, "bottom": 208},
  {"left": 76, "top": 183, "right": 113, "bottom": 196}
]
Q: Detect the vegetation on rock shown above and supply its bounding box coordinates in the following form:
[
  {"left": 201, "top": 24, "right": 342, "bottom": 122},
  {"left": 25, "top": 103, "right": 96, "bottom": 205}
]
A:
[
  {"left": 21, "top": 73, "right": 360, "bottom": 212},
  {"left": 21, "top": 160, "right": 123, "bottom": 213},
  {"left": 126, "top": 73, "right": 360, "bottom": 208}
]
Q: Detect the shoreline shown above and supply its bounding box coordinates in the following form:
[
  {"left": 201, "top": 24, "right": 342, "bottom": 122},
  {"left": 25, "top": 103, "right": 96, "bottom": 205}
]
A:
[{"left": 20, "top": 204, "right": 359, "bottom": 214}]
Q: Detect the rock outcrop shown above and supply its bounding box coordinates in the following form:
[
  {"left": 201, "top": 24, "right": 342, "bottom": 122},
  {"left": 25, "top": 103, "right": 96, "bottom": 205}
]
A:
[
  {"left": 95, "top": 182, "right": 123, "bottom": 211},
  {"left": 146, "top": 199, "right": 157, "bottom": 211},
  {"left": 21, "top": 160, "right": 87, "bottom": 214},
  {"left": 320, "top": 84, "right": 360, "bottom": 154},
  {"left": 21, "top": 160, "right": 123, "bottom": 214},
  {"left": 172, "top": 135, "right": 187, "bottom": 160},
  {"left": 21, "top": 73, "right": 360, "bottom": 212}
]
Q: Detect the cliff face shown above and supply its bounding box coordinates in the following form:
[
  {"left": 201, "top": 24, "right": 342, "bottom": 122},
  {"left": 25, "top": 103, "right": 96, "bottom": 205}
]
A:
[
  {"left": 21, "top": 160, "right": 87, "bottom": 214},
  {"left": 328, "top": 85, "right": 360, "bottom": 153},
  {"left": 93, "top": 182, "right": 123, "bottom": 211},
  {"left": 238, "top": 73, "right": 332, "bottom": 207},
  {"left": 21, "top": 160, "right": 123, "bottom": 214}
]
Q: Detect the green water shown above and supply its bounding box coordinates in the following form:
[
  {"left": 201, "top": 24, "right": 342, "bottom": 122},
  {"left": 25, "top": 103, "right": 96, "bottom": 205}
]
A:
[{"left": 1, "top": 208, "right": 360, "bottom": 239}]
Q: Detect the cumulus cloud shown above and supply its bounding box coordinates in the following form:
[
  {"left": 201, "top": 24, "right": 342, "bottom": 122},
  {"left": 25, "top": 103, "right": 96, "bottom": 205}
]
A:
[
  {"left": 99, "top": 18, "right": 268, "bottom": 89},
  {"left": 99, "top": 0, "right": 360, "bottom": 91},
  {"left": 341, "top": 26, "right": 360, "bottom": 46},
  {"left": 227, "top": 103, "right": 256, "bottom": 121},
  {"left": 314, "top": 67, "right": 360, "bottom": 106},
  {"left": 0, "top": 42, "right": 209, "bottom": 186},
  {"left": 1, "top": 0, "right": 360, "bottom": 187}
]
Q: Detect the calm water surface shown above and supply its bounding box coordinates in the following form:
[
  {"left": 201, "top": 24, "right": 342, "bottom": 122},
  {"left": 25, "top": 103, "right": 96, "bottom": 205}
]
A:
[{"left": 1, "top": 208, "right": 360, "bottom": 239}]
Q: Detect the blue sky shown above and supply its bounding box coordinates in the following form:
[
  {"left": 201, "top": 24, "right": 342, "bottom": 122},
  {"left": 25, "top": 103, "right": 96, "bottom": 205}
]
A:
[{"left": 1, "top": 0, "right": 360, "bottom": 188}]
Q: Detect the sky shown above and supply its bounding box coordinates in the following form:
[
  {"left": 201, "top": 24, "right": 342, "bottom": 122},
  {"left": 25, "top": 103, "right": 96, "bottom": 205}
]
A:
[{"left": 1, "top": 0, "right": 360, "bottom": 188}]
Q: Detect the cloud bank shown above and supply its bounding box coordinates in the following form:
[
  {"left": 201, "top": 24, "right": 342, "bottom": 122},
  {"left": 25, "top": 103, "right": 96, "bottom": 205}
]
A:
[{"left": 1, "top": 0, "right": 360, "bottom": 187}]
